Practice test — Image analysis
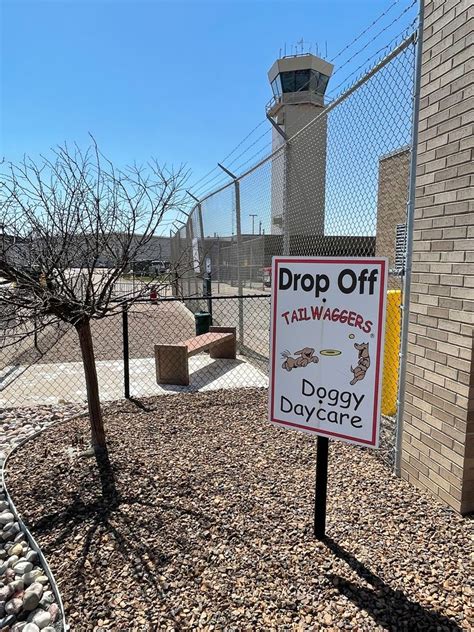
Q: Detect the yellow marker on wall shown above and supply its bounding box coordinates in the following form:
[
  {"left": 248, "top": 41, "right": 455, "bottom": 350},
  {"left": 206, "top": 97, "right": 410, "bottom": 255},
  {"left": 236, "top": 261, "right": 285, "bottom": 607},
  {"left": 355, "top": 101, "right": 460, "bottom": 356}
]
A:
[{"left": 381, "top": 289, "right": 401, "bottom": 416}]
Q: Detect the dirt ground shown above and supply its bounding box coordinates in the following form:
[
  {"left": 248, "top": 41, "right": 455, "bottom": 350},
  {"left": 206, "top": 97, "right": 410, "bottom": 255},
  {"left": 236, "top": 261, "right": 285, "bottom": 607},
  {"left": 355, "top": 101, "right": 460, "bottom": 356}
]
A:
[
  {"left": 2, "top": 297, "right": 270, "bottom": 370},
  {"left": 6, "top": 389, "right": 472, "bottom": 631},
  {"left": 2, "top": 302, "right": 197, "bottom": 366}
]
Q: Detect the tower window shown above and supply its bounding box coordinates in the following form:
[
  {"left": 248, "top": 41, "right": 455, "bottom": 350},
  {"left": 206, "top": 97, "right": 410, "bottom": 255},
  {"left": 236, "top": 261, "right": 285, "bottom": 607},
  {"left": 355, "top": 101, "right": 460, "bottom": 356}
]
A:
[
  {"left": 279, "top": 69, "right": 329, "bottom": 95},
  {"left": 280, "top": 71, "right": 295, "bottom": 93},
  {"left": 295, "top": 69, "right": 310, "bottom": 92},
  {"left": 271, "top": 77, "right": 282, "bottom": 99},
  {"left": 309, "top": 70, "right": 330, "bottom": 95}
]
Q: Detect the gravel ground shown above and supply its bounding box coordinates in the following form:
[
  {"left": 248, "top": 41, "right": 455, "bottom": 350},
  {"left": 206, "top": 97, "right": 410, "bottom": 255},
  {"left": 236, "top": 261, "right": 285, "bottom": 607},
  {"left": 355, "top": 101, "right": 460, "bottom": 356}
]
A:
[{"left": 5, "top": 389, "right": 473, "bottom": 631}]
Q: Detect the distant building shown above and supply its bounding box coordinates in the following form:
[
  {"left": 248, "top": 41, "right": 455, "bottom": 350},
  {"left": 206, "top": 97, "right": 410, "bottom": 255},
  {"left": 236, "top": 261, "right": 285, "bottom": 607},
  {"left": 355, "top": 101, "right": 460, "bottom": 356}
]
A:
[{"left": 375, "top": 147, "right": 410, "bottom": 272}]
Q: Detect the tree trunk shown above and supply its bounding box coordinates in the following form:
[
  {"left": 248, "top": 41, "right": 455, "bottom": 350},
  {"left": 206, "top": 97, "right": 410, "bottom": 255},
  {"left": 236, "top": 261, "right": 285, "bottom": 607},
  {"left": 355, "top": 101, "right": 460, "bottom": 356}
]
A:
[{"left": 76, "top": 318, "right": 106, "bottom": 450}]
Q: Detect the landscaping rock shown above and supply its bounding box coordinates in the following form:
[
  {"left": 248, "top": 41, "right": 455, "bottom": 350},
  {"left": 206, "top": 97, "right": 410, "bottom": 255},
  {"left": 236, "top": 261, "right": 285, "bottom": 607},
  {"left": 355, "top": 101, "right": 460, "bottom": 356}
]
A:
[
  {"left": 30, "top": 610, "right": 51, "bottom": 628},
  {"left": 38, "top": 592, "right": 54, "bottom": 609},
  {"left": 8, "top": 543, "right": 24, "bottom": 557},
  {"left": 0, "top": 587, "right": 12, "bottom": 602},
  {"left": 10, "top": 580, "right": 24, "bottom": 593},
  {"left": 1, "top": 614, "right": 17, "bottom": 629},
  {"left": 0, "top": 512, "right": 14, "bottom": 525},
  {"left": 34, "top": 576, "right": 48, "bottom": 586},
  {"left": 22, "top": 591, "right": 41, "bottom": 612},
  {"left": 47, "top": 603, "right": 58, "bottom": 623},
  {"left": 5, "top": 597, "right": 23, "bottom": 615},
  {"left": 23, "top": 570, "right": 42, "bottom": 585},
  {"left": 13, "top": 561, "right": 33, "bottom": 574}
]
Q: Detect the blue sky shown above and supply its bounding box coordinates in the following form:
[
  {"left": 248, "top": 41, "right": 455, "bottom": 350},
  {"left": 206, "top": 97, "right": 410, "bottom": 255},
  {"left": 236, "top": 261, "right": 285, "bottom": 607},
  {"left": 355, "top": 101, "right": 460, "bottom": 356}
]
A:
[{"left": 1, "top": 0, "right": 417, "bottom": 198}]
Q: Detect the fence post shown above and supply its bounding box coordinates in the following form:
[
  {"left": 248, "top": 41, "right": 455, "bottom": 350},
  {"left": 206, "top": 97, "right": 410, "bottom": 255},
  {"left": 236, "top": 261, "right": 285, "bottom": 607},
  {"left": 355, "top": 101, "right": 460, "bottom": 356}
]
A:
[
  {"left": 217, "top": 163, "right": 244, "bottom": 349},
  {"left": 197, "top": 202, "right": 204, "bottom": 242},
  {"left": 187, "top": 214, "right": 200, "bottom": 299},
  {"left": 283, "top": 142, "right": 290, "bottom": 256},
  {"left": 394, "top": 1, "right": 424, "bottom": 477},
  {"left": 122, "top": 304, "right": 130, "bottom": 399},
  {"left": 235, "top": 179, "right": 244, "bottom": 348}
]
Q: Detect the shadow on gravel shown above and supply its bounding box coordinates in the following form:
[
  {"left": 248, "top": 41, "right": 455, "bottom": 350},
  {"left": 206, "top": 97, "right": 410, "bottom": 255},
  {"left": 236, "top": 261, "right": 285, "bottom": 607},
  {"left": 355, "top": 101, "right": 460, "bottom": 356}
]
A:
[
  {"left": 27, "top": 473, "right": 213, "bottom": 627},
  {"left": 325, "top": 538, "right": 462, "bottom": 632},
  {"left": 127, "top": 397, "right": 156, "bottom": 412}
]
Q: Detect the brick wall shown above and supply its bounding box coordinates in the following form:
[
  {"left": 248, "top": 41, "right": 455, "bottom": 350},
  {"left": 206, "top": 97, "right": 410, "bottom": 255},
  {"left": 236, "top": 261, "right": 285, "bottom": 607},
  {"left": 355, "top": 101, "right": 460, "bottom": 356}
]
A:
[
  {"left": 375, "top": 147, "right": 410, "bottom": 270},
  {"left": 402, "top": 0, "right": 473, "bottom": 514}
]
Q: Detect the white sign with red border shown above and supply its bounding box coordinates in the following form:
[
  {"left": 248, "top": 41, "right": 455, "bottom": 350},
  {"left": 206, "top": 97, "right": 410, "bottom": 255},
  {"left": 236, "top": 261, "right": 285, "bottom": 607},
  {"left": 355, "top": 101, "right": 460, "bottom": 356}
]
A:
[{"left": 269, "top": 257, "right": 388, "bottom": 448}]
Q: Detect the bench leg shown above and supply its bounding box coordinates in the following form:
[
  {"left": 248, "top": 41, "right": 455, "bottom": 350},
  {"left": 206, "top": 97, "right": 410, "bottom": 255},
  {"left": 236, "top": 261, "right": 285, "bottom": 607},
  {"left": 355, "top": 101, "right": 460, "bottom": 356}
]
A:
[
  {"left": 209, "top": 326, "right": 236, "bottom": 359},
  {"left": 155, "top": 344, "right": 189, "bottom": 385}
]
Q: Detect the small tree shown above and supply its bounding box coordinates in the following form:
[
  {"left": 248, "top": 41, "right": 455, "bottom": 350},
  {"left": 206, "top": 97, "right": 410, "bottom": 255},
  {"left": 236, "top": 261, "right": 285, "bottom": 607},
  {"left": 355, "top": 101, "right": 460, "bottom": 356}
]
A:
[{"left": 0, "top": 141, "right": 188, "bottom": 460}]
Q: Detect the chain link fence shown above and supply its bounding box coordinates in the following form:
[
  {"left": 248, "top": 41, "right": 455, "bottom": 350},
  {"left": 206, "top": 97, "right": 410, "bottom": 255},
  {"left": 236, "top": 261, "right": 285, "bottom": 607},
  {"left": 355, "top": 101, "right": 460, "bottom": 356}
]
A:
[
  {"left": 1, "top": 35, "right": 416, "bottom": 466},
  {"left": 169, "top": 35, "right": 416, "bottom": 465}
]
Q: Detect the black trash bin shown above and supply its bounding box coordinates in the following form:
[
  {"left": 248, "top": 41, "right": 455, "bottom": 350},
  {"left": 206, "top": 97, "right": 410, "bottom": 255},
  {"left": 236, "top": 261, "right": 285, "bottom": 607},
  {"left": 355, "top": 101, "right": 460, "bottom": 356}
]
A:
[{"left": 195, "top": 311, "right": 211, "bottom": 336}]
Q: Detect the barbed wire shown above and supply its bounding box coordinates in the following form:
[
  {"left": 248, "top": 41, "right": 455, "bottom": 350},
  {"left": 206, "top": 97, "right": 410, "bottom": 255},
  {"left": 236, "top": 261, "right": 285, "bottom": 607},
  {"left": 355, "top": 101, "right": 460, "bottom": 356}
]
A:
[
  {"left": 329, "top": 0, "right": 417, "bottom": 78},
  {"left": 187, "top": 119, "right": 268, "bottom": 192},
  {"left": 188, "top": 0, "right": 419, "bottom": 200},
  {"left": 330, "top": 0, "right": 405, "bottom": 62},
  {"left": 326, "top": 20, "right": 417, "bottom": 98}
]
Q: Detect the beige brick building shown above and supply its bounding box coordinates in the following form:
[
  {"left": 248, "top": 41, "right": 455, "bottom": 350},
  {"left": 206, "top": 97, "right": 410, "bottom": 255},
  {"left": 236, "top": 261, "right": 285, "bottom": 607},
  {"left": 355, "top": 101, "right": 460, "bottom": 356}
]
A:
[
  {"left": 402, "top": 0, "right": 473, "bottom": 514},
  {"left": 375, "top": 147, "right": 410, "bottom": 270}
]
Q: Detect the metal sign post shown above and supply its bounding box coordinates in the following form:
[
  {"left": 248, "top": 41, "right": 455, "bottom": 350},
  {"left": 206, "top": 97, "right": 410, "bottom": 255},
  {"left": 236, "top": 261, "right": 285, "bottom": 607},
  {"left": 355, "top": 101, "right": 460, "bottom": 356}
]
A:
[
  {"left": 314, "top": 436, "right": 329, "bottom": 539},
  {"left": 268, "top": 256, "right": 388, "bottom": 538}
]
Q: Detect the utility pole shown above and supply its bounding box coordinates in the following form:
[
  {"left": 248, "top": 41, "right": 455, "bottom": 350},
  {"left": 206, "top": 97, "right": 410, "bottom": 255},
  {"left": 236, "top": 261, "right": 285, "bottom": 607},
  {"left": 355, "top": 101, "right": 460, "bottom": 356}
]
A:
[{"left": 249, "top": 214, "right": 258, "bottom": 235}]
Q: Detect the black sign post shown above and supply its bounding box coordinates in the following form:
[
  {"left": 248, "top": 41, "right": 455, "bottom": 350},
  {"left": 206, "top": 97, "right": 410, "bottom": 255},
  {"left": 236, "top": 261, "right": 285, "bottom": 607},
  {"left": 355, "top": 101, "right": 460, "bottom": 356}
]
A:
[
  {"left": 314, "top": 436, "right": 329, "bottom": 539},
  {"left": 122, "top": 304, "right": 130, "bottom": 400}
]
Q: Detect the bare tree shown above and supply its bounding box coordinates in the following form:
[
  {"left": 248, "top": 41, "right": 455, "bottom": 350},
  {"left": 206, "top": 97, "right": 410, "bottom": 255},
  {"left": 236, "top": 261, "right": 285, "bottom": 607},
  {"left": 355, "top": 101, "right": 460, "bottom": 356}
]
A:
[{"left": 0, "top": 140, "right": 188, "bottom": 462}]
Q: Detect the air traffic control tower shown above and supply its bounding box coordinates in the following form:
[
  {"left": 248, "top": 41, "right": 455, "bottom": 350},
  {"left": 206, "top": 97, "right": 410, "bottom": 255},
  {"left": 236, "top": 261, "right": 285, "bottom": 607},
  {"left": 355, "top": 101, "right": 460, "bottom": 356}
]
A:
[{"left": 266, "top": 52, "right": 334, "bottom": 250}]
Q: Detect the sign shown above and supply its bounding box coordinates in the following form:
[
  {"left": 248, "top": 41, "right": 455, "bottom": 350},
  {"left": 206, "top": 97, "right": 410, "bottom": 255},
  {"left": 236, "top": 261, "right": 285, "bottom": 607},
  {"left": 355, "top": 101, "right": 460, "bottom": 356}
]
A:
[
  {"left": 192, "top": 238, "right": 201, "bottom": 273},
  {"left": 269, "top": 257, "right": 388, "bottom": 448}
]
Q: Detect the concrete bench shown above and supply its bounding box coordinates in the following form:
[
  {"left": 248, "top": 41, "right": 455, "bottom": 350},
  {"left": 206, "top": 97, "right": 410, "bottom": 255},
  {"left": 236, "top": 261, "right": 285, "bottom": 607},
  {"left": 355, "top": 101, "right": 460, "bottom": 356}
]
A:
[{"left": 155, "top": 326, "right": 236, "bottom": 386}]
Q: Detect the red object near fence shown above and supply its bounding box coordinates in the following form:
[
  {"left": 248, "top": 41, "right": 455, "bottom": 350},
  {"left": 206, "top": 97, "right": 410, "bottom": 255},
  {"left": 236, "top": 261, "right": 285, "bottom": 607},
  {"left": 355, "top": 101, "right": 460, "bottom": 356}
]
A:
[{"left": 263, "top": 267, "right": 272, "bottom": 288}]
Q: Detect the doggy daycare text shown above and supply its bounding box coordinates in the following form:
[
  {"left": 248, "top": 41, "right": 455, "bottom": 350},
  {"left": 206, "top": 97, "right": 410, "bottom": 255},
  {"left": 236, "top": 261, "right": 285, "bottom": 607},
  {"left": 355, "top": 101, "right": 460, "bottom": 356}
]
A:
[{"left": 268, "top": 257, "right": 388, "bottom": 448}]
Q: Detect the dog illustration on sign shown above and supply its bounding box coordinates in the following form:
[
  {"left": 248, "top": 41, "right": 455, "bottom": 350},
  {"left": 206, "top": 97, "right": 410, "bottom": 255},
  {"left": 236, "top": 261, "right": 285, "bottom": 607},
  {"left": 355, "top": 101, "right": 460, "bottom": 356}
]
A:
[
  {"left": 281, "top": 347, "right": 319, "bottom": 371},
  {"left": 350, "top": 342, "right": 370, "bottom": 385}
]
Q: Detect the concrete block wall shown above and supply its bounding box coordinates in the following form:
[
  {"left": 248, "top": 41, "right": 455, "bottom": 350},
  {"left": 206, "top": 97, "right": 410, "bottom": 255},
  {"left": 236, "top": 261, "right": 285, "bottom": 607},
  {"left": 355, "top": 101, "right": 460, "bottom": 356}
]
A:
[{"left": 402, "top": 0, "right": 473, "bottom": 514}]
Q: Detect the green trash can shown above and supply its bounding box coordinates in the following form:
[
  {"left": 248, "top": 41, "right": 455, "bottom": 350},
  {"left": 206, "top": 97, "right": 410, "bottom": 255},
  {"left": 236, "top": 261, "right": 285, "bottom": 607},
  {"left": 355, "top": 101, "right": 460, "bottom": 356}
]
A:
[{"left": 195, "top": 311, "right": 211, "bottom": 336}]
